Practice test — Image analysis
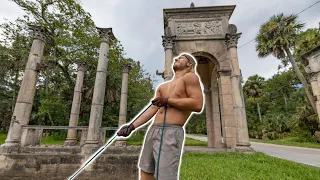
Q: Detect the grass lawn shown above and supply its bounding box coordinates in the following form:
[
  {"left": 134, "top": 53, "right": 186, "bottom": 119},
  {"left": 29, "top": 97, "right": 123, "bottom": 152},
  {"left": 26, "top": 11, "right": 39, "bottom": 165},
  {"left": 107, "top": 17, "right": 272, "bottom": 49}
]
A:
[
  {"left": 0, "top": 133, "right": 6, "bottom": 144},
  {"left": 250, "top": 137, "right": 320, "bottom": 149},
  {"left": 2, "top": 133, "right": 320, "bottom": 179},
  {"left": 180, "top": 152, "right": 320, "bottom": 180},
  {"left": 1, "top": 132, "right": 207, "bottom": 146}
]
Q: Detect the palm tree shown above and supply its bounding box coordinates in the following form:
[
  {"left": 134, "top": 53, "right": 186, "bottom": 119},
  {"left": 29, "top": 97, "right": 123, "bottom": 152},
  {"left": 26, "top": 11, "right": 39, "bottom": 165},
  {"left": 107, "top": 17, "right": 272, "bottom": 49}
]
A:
[
  {"left": 244, "top": 75, "right": 265, "bottom": 122},
  {"left": 255, "top": 13, "right": 317, "bottom": 113}
]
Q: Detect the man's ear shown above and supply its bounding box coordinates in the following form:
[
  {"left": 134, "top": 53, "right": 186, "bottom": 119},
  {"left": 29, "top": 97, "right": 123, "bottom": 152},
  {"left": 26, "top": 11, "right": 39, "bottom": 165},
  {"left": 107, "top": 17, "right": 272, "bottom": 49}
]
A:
[{"left": 187, "top": 61, "right": 193, "bottom": 68}]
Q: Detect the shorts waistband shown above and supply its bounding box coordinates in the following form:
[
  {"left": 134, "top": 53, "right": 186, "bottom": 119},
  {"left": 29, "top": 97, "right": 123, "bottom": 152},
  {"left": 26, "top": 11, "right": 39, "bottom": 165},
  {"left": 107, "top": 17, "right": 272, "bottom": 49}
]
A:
[{"left": 151, "top": 123, "right": 183, "bottom": 129}]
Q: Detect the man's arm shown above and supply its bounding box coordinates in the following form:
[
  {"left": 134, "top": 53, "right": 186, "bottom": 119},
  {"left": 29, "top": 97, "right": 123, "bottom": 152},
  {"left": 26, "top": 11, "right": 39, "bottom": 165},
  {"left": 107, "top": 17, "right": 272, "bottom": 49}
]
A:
[
  {"left": 167, "top": 73, "right": 203, "bottom": 112},
  {"left": 132, "top": 86, "right": 161, "bottom": 128}
]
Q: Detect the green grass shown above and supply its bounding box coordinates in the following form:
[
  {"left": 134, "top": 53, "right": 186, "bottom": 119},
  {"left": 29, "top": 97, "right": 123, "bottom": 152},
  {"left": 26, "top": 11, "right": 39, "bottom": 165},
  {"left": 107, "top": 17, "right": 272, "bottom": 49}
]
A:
[
  {"left": 180, "top": 152, "right": 320, "bottom": 180},
  {"left": 184, "top": 138, "right": 207, "bottom": 146},
  {"left": 1, "top": 133, "right": 207, "bottom": 146},
  {"left": 40, "top": 135, "right": 65, "bottom": 145},
  {"left": 0, "top": 133, "right": 6, "bottom": 144},
  {"left": 250, "top": 137, "right": 320, "bottom": 149}
]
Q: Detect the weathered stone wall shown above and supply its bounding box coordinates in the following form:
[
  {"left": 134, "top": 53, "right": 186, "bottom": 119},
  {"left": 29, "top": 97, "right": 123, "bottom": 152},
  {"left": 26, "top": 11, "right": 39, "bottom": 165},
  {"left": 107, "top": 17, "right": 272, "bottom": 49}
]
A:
[
  {"left": 0, "top": 153, "right": 139, "bottom": 180},
  {"left": 0, "top": 147, "right": 141, "bottom": 180}
]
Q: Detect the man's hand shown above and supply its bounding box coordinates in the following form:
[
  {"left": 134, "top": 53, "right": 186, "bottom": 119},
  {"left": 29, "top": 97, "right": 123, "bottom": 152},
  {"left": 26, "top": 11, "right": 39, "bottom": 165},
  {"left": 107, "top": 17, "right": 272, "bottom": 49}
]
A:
[
  {"left": 152, "top": 97, "right": 169, "bottom": 107},
  {"left": 117, "top": 124, "right": 135, "bottom": 137}
]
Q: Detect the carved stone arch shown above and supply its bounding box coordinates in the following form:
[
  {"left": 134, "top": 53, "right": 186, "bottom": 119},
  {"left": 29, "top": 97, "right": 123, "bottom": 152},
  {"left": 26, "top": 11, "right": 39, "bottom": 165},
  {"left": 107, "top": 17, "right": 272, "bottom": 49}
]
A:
[{"left": 192, "top": 51, "right": 220, "bottom": 70}]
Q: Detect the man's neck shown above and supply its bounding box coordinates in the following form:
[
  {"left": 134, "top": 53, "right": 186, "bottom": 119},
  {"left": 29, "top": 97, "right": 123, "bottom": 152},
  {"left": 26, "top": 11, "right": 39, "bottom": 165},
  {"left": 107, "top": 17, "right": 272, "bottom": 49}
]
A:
[{"left": 173, "top": 69, "right": 189, "bottom": 80}]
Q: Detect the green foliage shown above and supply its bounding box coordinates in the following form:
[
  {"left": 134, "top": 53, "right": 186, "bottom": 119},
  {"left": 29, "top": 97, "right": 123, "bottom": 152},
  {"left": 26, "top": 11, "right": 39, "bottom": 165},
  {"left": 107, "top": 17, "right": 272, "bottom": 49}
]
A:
[
  {"left": 255, "top": 13, "right": 304, "bottom": 59},
  {"left": 0, "top": 0, "right": 156, "bottom": 134},
  {"left": 295, "top": 28, "right": 320, "bottom": 64},
  {"left": 245, "top": 69, "right": 319, "bottom": 142},
  {"left": 185, "top": 108, "right": 207, "bottom": 134}
]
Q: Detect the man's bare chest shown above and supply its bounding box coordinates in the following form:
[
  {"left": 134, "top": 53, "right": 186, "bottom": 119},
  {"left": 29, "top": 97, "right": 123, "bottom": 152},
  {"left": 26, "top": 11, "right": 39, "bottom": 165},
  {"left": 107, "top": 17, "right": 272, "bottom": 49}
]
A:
[{"left": 161, "top": 79, "right": 187, "bottom": 98}]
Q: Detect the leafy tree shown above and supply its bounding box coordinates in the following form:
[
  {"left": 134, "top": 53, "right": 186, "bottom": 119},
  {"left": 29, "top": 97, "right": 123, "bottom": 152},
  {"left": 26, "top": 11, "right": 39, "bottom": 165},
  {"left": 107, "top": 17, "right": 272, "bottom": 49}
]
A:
[
  {"left": 0, "top": 0, "right": 156, "bottom": 134},
  {"left": 243, "top": 75, "right": 265, "bottom": 122},
  {"left": 255, "top": 13, "right": 317, "bottom": 113}
]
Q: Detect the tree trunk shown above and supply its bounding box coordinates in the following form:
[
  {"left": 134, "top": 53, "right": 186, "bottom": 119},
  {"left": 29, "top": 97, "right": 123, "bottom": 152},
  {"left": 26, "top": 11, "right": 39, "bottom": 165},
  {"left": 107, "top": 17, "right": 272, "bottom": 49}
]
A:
[
  {"left": 257, "top": 102, "right": 262, "bottom": 122},
  {"left": 282, "top": 89, "right": 288, "bottom": 112},
  {"left": 284, "top": 48, "right": 317, "bottom": 113}
]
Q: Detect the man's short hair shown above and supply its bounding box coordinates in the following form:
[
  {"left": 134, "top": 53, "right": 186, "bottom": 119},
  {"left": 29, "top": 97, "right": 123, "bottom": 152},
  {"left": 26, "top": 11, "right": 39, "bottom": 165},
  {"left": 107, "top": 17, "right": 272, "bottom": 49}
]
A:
[
  {"left": 179, "top": 53, "right": 197, "bottom": 72},
  {"left": 181, "top": 53, "right": 196, "bottom": 65}
]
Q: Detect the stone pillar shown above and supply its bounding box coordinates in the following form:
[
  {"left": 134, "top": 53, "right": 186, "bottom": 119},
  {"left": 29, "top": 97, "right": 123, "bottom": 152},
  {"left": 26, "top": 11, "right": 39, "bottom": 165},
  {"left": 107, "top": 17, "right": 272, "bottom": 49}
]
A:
[
  {"left": 162, "top": 27, "right": 176, "bottom": 81},
  {"left": 84, "top": 28, "right": 115, "bottom": 149},
  {"left": 204, "top": 88, "right": 215, "bottom": 148},
  {"left": 310, "top": 74, "right": 320, "bottom": 126},
  {"left": 64, "top": 62, "right": 86, "bottom": 146},
  {"left": 211, "top": 75, "right": 223, "bottom": 148},
  {"left": 1, "top": 25, "right": 48, "bottom": 148},
  {"left": 115, "top": 63, "right": 131, "bottom": 147},
  {"left": 218, "top": 70, "right": 236, "bottom": 149},
  {"left": 225, "top": 24, "right": 251, "bottom": 151}
]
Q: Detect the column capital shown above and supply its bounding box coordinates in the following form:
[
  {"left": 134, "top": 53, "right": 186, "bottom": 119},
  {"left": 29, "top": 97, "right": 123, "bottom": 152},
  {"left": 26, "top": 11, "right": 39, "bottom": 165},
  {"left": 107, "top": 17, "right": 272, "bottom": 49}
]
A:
[
  {"left": 96, "top": 27, "right": 116, "bottom": 44},
  {"left": 225, "top": 33, "right": 242, "bottom": 49},
  {"left": 29, "top": 25, "right": 50, "bottom": 43},
  {"left": 76, "top": 61, "right": 87, "bottom": 72},
  {"left": 162, "top": 35, "right": 176, "bottom": 50},
  {"left": 122, "top": 63, "right": 132, "bottom": 73},
  {"left": 218, "top": 69, "right": 232, "bottom": 76}
]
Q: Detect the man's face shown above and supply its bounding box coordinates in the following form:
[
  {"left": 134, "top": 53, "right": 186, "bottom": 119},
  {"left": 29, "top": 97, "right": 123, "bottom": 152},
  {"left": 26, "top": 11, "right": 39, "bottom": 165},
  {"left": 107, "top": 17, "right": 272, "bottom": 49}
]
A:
[{"left": 173, "top": 55, "right": 192, "bottom": 71}]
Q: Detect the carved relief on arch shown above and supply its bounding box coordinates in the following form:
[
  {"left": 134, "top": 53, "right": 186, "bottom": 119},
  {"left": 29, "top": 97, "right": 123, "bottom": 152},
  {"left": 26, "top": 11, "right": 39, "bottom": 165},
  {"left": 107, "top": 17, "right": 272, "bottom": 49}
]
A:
[{"left": 175, "top": 20, "right": 223, "bottom": 36}]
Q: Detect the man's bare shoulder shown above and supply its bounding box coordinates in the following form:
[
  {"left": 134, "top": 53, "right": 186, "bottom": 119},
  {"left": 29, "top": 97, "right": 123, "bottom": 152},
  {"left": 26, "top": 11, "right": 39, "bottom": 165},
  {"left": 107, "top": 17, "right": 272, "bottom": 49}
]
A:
[
  {"left": 182, "top": 73, "right": 200, "bottom": 84},
  {"left": 156, "top": 83, "right": 168, "bottom": 94}
]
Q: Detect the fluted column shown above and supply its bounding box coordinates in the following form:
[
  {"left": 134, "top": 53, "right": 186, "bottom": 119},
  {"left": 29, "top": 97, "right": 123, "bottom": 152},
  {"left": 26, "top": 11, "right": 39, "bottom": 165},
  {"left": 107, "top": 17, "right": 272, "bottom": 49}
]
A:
[
  {"left": 218, "top": 70, "right": 236, "bottom": 149},
  {"left": 225, "top": 24, "right": 251, "bottom": 151},
  {"left": 115, "top": 63, "right": 131, "bottom": 147},
  {"left": 310, "top": 72, "right": 320, "bottom": 126},
  {"left": 2, "top": 25, "right": 48, "bottom": 148},
  {"left": 162, "top": 27, "right": 176, "bottom": 81},
  {"left": 64, "top": 61, "right": 86, "bottom": 146},
  {"left": 204, "top": 88, "right": 214, "bottom": 147},
  {"left": 211, "top": 75, "right": 223, "bottom": 148},
  {"left": 85, "top": 28, "right": 116, "bottom": 148}
]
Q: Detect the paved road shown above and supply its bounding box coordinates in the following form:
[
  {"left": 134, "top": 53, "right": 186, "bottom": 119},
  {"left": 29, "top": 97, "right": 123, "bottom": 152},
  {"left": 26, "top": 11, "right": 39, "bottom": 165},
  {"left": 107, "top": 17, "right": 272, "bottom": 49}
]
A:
[{"left": 186, "top": 134, "right": 320, "bottom": 167}]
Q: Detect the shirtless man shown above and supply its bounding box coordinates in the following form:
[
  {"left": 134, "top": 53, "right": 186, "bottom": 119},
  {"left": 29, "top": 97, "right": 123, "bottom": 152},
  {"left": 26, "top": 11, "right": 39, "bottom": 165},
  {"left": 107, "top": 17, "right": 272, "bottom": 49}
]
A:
[{"left": 117, "top": 53, "right": 204, "bottom": 180}]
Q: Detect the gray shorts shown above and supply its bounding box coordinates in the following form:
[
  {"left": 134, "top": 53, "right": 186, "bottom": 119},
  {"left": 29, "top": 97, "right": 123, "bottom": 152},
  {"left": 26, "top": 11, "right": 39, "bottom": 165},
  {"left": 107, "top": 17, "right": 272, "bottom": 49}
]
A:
[{"left": 138, "top": 123, "right": 184, "bottom": 180}]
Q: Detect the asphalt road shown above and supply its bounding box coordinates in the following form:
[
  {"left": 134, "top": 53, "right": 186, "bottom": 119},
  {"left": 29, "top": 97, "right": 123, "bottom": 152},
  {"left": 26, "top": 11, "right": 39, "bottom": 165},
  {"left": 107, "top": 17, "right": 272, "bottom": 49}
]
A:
[{"left": 186, "top": 134, "right": 320, "bottom": 167}]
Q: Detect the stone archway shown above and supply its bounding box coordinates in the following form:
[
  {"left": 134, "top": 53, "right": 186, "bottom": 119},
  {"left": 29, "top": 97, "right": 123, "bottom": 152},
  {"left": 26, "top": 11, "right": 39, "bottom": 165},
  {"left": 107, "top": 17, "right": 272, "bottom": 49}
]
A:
[{"left": 159, "top": 5, "right": 251, "bottom": 150}]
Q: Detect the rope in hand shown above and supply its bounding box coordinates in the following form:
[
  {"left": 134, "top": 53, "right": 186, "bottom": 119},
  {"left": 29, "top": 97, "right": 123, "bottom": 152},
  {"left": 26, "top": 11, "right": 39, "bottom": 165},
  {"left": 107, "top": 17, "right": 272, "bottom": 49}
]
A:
[{"left": 156, "top": 105, "right": 167, "bottom": 180}]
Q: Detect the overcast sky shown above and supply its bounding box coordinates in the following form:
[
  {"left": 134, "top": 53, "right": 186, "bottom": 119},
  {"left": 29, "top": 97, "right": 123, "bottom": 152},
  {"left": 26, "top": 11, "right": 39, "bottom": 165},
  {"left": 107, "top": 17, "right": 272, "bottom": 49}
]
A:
[{"left": 1, "top": 0, "right": 320, "bottom": 88}]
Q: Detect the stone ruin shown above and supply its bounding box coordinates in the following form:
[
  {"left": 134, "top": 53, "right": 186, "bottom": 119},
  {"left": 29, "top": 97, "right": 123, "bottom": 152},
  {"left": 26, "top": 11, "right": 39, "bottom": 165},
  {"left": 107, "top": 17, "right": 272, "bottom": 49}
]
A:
[{"left": 0, "top": 4, "right": 252, "bottom": 180}]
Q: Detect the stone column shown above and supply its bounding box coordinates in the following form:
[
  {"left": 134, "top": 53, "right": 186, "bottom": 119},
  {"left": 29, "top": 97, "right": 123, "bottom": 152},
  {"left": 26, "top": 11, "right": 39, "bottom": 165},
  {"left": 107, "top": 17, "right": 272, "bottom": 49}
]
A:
[
  {"left": 225, "top": 24, "right": 251, "bottom": 151},
  {"left": 64, "top": 62, "right": 86, "bottom": 146},
  {"left": 84, "top": 28, "right": 115, "bottom": 149},
  {"left": 218, "top": 70, "right": 236, "bottom": 149},
  {"left": 204, "top": 88, "right": 215, "bottom": 148},
  {"left": 1, "top": 25, "right": 48, "bottom": 148},
  {"left": 310, "top": 73, "right": 320, "bottom": 126},
  {"left": 115, "top": 63, "right": 131, "bottom": 147},
  {"left": 211, "top": 75, "right": 223, "bottom": 148},
  {"left": 162, "top": 27, "right": 176, "bottom": 81}
]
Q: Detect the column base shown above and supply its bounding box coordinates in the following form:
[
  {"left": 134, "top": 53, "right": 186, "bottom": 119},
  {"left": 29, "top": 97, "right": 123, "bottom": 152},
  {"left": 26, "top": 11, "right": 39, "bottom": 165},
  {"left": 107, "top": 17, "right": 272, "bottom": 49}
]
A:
[
  {"left": 64, "top": 138, "right": 78, "bottom": 146},
  {"left": 235, "top": 142, "right": 254, "bottom": 153},
  {"left": 0, "top": 142, "right": 20, "bottom": 153},
  {"left": 115, "top": 140, "right": 127, "bottom": 147},
  {"left": 82, "top": 141, "right": 100, "bottom": 154}
]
